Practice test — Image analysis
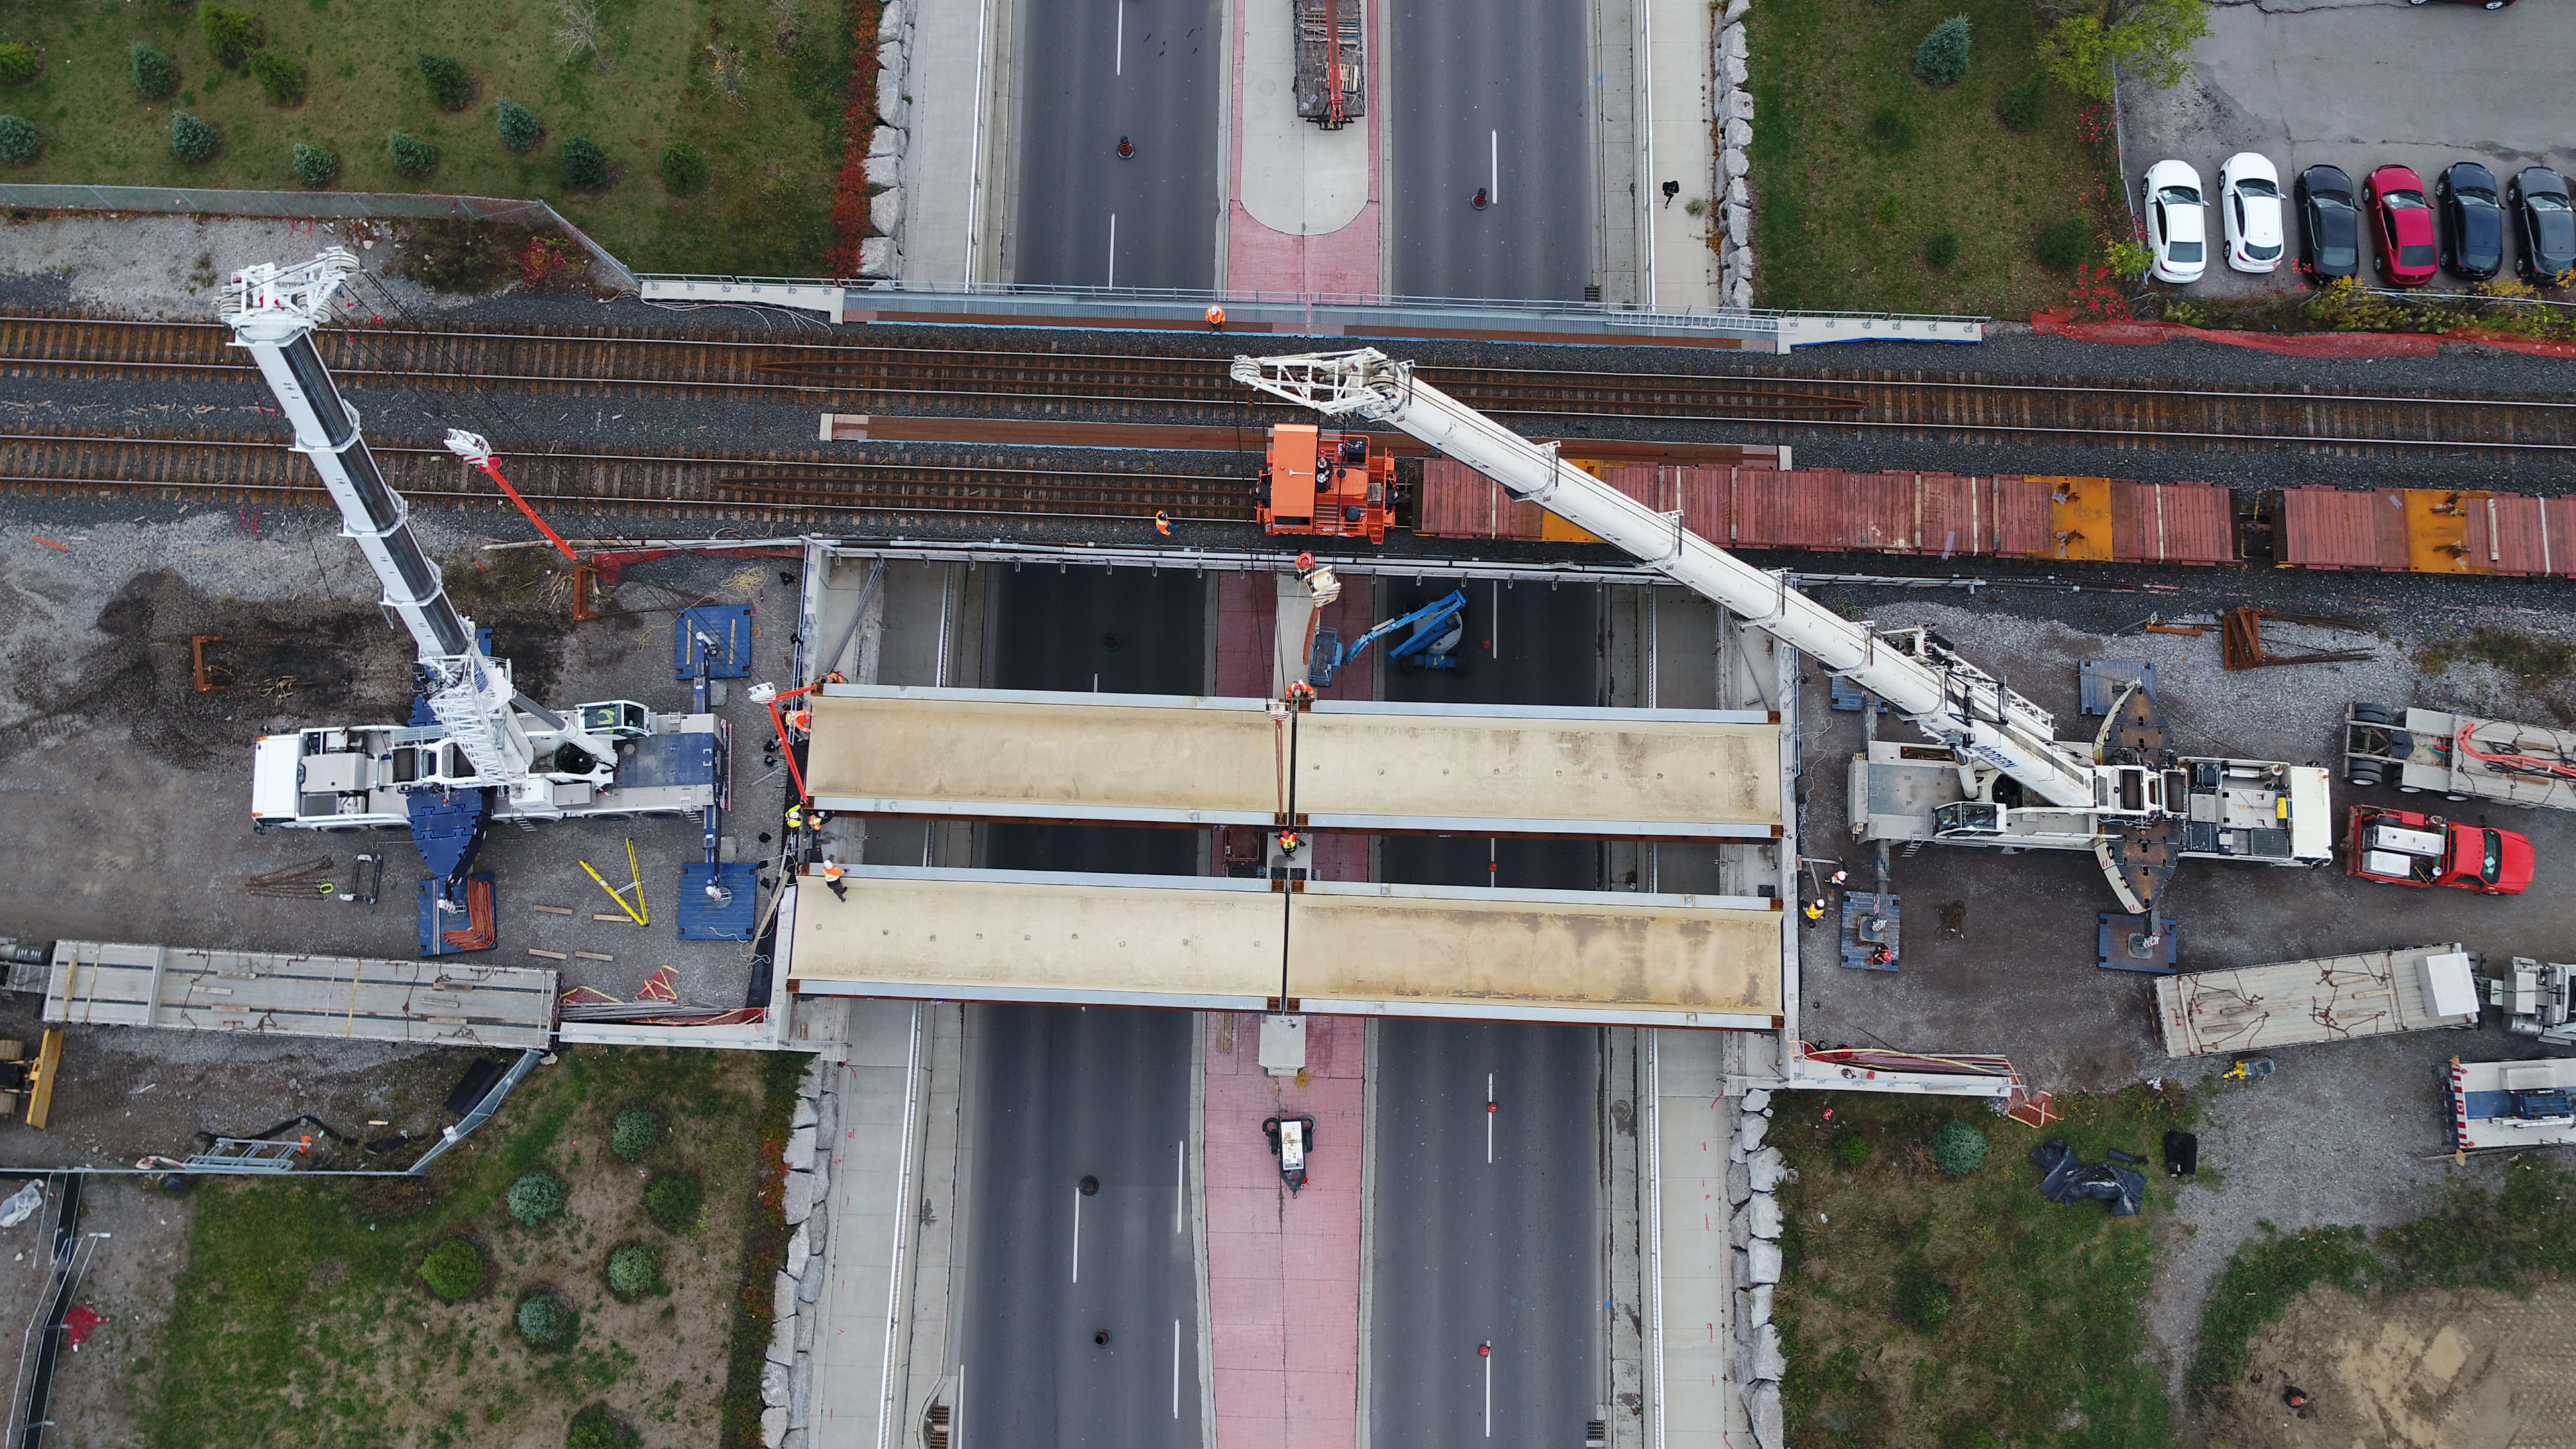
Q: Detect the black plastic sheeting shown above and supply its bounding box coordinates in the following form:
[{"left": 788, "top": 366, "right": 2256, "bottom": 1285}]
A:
[{"left": 2029, "top": 1138, "right": 2145, "bottom": 1216}]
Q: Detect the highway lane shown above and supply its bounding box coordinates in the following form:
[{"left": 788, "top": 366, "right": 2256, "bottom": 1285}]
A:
[
  {"left": 1013, "top": 0, "right": 1225, "bottom": 288},
  {"left": 1369, "top": 581, "right": 1607, "bottom": 1444},
  {"left": 986, "top": 564, "right": 1208, "bottom": 876},
  {"left": 955, "top": 1004, "right": 1205, "bottom": 1449},
  {"left": 1371, "top": 1020, "right": 1606, "bottom": 1447},
  {"left": 1386, "top": 0, "right": 1595, "bottom": 300}
]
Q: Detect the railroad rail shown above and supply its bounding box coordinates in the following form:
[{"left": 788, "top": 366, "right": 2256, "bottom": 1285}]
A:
[
  {"left": 0, "top": 428, "right": 1255, "bottom": 523},
  {"left": 6, "top": 313, "right": 2575, "bottom": 457}
]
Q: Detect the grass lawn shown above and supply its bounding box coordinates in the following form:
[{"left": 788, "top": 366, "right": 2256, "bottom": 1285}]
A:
[
  {"left": 1746, "top": 0, "right": 2104, "bottom": 317},
  {"left": 137, "top": 1045, "right": 802, "bottom": 1449},
  {"left": 0, "top": 0, "right": 849, "bottom": 275},
  {"left": 1772, "top": 1086, "right": 2189, "bottom": 1449}
]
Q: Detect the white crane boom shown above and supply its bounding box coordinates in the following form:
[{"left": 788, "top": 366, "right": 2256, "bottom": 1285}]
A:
[
  {"left": 1229, "top": 349, "right": 2098, "bottom": 811},
  {"left": 222, "top": 251, "right": 611, "bottom": 800}
]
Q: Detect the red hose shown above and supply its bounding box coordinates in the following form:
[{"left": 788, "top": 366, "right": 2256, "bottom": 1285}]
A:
[{"left": 2454, "top": 721, "right": 2576, "bottom": 782}]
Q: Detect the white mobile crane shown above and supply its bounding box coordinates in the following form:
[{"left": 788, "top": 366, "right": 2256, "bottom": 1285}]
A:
[
  {"left": 1230, "top": 350, "right": 2332, "bottom": 924},
  {"left": 225, "top": 252, "right": 720, "bottom": 915}
]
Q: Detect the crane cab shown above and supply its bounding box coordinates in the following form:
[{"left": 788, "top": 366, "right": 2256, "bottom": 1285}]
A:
[{"left": 1258, "top": 424, "right": 1395, "bottom": 543}]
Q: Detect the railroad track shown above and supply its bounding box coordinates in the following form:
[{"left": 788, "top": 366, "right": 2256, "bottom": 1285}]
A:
[
  {"left": 5, "top": 312, "right": 2575, "bottom": 456},
  {"left": 0, "top": 428, "right": 1256, "bottom": 523}
]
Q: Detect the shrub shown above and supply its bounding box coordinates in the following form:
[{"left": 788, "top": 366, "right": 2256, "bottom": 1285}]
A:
[
  {"left": 644, "top": 1173, "right": 703, "bottom": 1233},
  {"left": 1915, "top": 15, "right": 1972, "bottom": 87},
  {"left": 247, "top": 50, "right": 305, "bottom": 106},
  {"left": 1998, "top": 72, "right": 2048, "bottom": 132},
  {"left": 610, "top": 1108, "right": 660, "bottom": 1161},
  {"left": 1867, "top": 107, "right": 1914, "bottom": 154},
  {"left": 1896, "top": 1272, "right": 1953, "bottom": 1330},
  {"left": 292, "top": 142, "right": 339, "bottom": 186},
  {"left": 506, "top": 1169, "right": 567, "bottom": 1225},
  {"left": 129, "top": 43, "right": 178, "bottom": 101},
  {"left": 2104, "top": 237, "right": 2155, "bottom": 278},
  {"left": 1925, "top": 231, "right": 1960, "bottom": 269},
  {"left": 661, "top": 140, "right": 708, "bottom": 196},
  {"left": 1873, "top": 193, "right": 1900, "bottom": 227},
  {"left": 418, "top": 1238, "right": 485, "bottom": 1300},
  {"left": 517, "top": 1291, "right": 570, "bottom": 1346},
  {"left": 0, "top": 42, "right": 40, "bottom": 87},
  {"left": 0, "top": 115, "right": 36, "bottom": 165},
  {"left": 171, "top": 111, "right": 219, "bottom": 164},
  {"left": 606, "top": 1242, "right": 661, "bottom": 1297},
  {"left": 2037, "top": 217, "right": 2092, "bottom": 271},
  {"left": 560, "top": 135, "right": 609, "bottom": 191},
  {"left": 496, "top": 97, "right": 542, "bottom": 153},
  {"left": 388, "top": 130, "right": 440, "bottom": 179},
  {"left": 199, "top": 5, "right": 265, "bottom": 68},
  {"left": 417, "top": 50, "right": 473, "bottom": 110},
  {"left": 566, "top": 1404, "right": 641, "bottom": 1449},
  {"left": 1834, "top": 1132, "right": 1871, "bottom": 1168},
  {"left": 1931, "top": 1118, "right": 1988, "bottom": 1173}
]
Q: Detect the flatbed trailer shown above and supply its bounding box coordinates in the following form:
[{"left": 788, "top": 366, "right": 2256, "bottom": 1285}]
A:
[
  {"left": 2343, "top": 702, "right": 2576, "bottom": 812},
  {"left": 1293, "top": 0, "right": 1364, "bottom": 128},
  {"left": 2447, "top": 1057, "right": 2576, "bottom": 1152},
  {"left": 2152, "top": 945, "right": 2481, "bottom": 1057}
]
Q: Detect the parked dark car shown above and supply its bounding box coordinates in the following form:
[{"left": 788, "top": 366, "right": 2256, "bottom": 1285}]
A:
[
  {"left": 2407, "top": 0, "right": 2516, "bottom": 8},
  {"left": 2294, "top": 164, "right": 2361, "bottom": 281},
  {"left": 2367, "top": 164, "right": 2439, "bottom": 286},
  {"left": 2508, "top": 166, "right": 2576, "bottom": 284},
  {"left": 2436, "top": 162, "right": 2505, "bottom": 280}
]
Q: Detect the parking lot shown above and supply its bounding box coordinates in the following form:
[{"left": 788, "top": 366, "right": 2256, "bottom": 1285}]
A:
[{"left": 2118, "top": 0, "right": 2574, "bottom": 296}]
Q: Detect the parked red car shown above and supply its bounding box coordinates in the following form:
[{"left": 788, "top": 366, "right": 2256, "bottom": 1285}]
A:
[
  {"left": 2367, "top": 165, "right": 2440, "bottom": 286},
  {"left": 2345, "top": 804, "right": 2533, "bottom": 894}
]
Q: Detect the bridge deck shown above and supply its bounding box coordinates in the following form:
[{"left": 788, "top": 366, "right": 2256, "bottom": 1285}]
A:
[
  {"left": 804, "top": 686, "right": 1782, "bottom": 839},
  {"left": 784, "top": 867, "right": 1784, "bottom": 1028}
]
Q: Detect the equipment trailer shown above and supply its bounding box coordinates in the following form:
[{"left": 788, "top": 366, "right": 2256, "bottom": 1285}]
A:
[
  {"left": 1292, "top": 0, "right": 1365, "bottom": 129},
  {"left": 2344, "top": 701, "right": 2576, "bottom": 812}
]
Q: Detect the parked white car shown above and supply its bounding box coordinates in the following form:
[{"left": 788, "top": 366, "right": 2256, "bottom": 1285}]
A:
[
  {"left": 2143, "top": 160, "right": 2208, "bottom": 284},
  {"left": 2218, "top": 152, "right": 2287, "bottom": 273}
]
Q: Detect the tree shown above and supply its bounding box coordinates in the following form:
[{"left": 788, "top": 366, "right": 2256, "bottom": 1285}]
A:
[
  {"left": 610, "top": 1108, "right": 659, "bottom": 1161},
  {"left": 0, "top": 115, "right": 37, "bottom": 165},
  {"left": 199, "top": 6, "right": 264, "bottom": 68},
  {"left": 1915, "top": 15, "right": 1971, "bottom": 87},
  {"left": 0, "top": 42, "right": 41, "bottom": 87},
  {"left": 506, "top": 1169, "right": 567, "bottom": 1224},
  {"left": 1931, "top": 1118, "right": 1989, "bottom": 1174},
  {"left": 418, "top": 1238, "right": 486, "bottom": 1299},
  {"left": 496, "top": 98, "right": 543, "bottom": 153},
  {"left": 606, "top": 1242, "right": 661, "bottom": 1297},
  {"left": 660, "top": 140, "right": 708, "bottom": 196},
  {"left": 2039, "top": 0, "right": 2210, "bottom": 102},
  {"left": 247, "top": 50, "right": 305, "bottom": 105},
  {"left": 417, "top": 50, "right": 474, "bottom": 110},
  {"left": 171, "top": 111, "right": 220, "bottom": 164},
  {"left": 129, "top": 43, "right": 178, "bottom": 101},
  {"left": 517, "top": 1291, "right": 570, "bottom": 1346},
  {"left": 292, "top": 142, "right": 339, "bottom": 186},
  {"left": 560, "top": 135, "right": 610, "bottom": 190}
]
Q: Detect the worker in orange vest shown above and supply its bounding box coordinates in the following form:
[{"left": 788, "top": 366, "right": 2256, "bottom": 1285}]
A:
[
  {"left": 1155, "top": 510, "right": 1173, "bottom": 536},
  {"left": 1205, "top": 305, "right": 1226, "bottom": 331}
]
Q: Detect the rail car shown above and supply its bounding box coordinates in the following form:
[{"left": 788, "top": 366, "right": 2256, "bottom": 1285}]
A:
[{"left": 1407, "top": 458, "right": 2576, "bottom": 579}]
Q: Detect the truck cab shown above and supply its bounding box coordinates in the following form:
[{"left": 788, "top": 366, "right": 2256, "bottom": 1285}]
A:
[{"left": 2345, "top": 804, "right": 2534, "bottom": 894}]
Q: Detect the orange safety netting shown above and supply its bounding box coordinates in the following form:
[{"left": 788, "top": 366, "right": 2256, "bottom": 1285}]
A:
[{"left": 2031, "top": 310, "right": 2445, "bottom": 358}]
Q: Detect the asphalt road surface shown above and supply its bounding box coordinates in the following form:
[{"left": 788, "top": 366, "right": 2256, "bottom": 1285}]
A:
[
  {"left": 986, "top": 565, "right": 1208, "bottom": 876},
  {"left": 1014, "top": 0, "right": 1224, "bottom": 288},
  {"left": 1386, "top": 0, "right": 1595, "bottom": 300},
  {"left": 1371, "top": 1019, "right": 1607, "bottom": 1447},
  {"left": 957, "top": 1004, "right": 1205, "bottom": 1449},
  {"left": 1380, "top": 581, "right": 1600, "bottom": 891}
]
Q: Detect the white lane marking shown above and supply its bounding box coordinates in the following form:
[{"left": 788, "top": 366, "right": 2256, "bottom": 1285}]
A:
[
  {"left": 1175, "top": 1139, "right": 1185, "bottom": 1234},
  {"left": 1116, "top": 2, "right": 1124, "bottom": 76},
  {"left": 1107, "top": 214, "right": 1117, "bottom": 290},
  {"left": 1484, "top": 1342, "right": 1493, "bottom": 1437},
  {"left": 1487, "top": 1073, "right": 1495, "bottom": 1165},
  {"left": 1172, "top": 1318, "right": 1183, "bottom": 1418},
  {"left": 1491, "top": 580, "right": 1500, "bottom": 655},
  {"left": 1490, "top": 131, "right": 1499, "bottom": 207},
  {"left": 955, "top": 1363, "right": 965, "bottom": 1449},
  {"left": 1072, "top": 1184, "right": 1082, "bottom": 1283}
]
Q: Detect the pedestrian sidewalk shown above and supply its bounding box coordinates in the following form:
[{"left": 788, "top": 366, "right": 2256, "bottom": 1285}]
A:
[
  {"left": 1226, "top": 0, "right": 1381, "bottom": 296},
  {"left": 1652, "top": 1028, "right": 1747, "bottom": 1449},
  {"left": 1203, "top": 1012, "right": 1366, "bottom": 1449},
  {"left": 1643, "top": 0, "right": 1722, "bottom": 309},
  {"left": 898, "top": 0, "right": 1001, "bottom": 283}
]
